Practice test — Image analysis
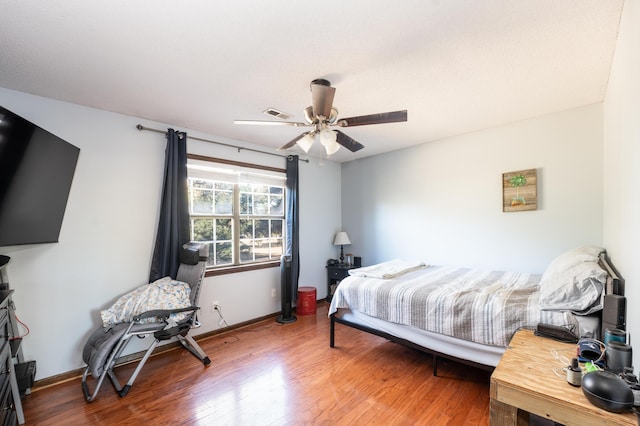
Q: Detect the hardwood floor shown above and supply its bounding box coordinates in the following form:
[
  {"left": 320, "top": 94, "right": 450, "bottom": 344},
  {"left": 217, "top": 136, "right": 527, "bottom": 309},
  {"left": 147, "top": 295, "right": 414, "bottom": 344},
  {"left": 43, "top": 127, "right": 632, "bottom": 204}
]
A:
[{"left": 22, "top": 302, "right": 491, "bottom": 425}]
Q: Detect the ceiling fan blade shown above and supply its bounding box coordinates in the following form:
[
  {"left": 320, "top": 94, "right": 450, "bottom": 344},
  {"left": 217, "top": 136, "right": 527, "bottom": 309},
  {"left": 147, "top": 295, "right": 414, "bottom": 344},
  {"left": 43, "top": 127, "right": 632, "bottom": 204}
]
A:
[
  {"left": 311, "top": 81, "right": 336, "bottom": 119},
  {"left": 234, "top": 120, "right": 307, "bottom": 127},
  {"left": 337, "top": 110, "right": 407, "bottom": 127},
  {"left": 278, "top": 133, "right": 307, "bottom": 150},
  {"left": 335, "top": 130, "right": 364, "bottom": 153}
]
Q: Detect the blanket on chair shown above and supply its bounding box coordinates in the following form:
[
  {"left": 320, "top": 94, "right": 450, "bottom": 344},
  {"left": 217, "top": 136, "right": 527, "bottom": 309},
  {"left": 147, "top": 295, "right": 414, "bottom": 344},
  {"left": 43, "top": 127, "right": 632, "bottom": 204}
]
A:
[{"left": 100, "top": 277, "right": 191, "bottom": 328}]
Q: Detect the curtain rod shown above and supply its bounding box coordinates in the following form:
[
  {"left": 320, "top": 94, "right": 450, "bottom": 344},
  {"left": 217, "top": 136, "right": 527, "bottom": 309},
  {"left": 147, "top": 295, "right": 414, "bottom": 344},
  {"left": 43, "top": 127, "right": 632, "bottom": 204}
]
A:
[{"left": 136, "top": 124, "right": 309, "bottom": 163}]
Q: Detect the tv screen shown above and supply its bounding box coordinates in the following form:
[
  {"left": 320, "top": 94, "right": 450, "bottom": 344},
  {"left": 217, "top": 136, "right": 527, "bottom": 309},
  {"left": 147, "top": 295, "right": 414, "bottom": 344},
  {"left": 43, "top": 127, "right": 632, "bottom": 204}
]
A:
[{"left": 0, "top": 105, "right": 80, "bottom": 246}]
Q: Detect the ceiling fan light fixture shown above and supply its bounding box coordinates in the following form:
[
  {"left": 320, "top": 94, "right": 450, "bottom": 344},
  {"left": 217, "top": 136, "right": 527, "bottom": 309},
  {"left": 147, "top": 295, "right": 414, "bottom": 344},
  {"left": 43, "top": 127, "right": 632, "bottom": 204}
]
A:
[
  {"left": 296, "top": 132, "right": 315, "bottom": 153},
  {"left": 320, "top": 130, "right": 340, "bottom": 156}
]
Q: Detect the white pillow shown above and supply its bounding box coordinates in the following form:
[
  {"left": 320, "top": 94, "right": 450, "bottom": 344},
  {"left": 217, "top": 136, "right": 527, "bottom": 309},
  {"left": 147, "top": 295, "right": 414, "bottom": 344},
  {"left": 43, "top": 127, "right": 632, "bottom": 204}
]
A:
[
  {"left": 541, "top": 245, "right": 604, "bottom": 282},
  {"left": 539, "top": 261, "right": 606, "bottom": 314}
]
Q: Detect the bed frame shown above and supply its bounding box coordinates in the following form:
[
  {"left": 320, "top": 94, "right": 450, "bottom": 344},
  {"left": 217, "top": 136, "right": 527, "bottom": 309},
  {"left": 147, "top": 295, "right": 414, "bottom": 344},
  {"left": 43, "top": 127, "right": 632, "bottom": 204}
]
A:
[
  {"left": 329, "top": 253, "right": 624, "bottom": 376},
  {"left": 330, "top": 311, "right": 495, "bottom": 375}
]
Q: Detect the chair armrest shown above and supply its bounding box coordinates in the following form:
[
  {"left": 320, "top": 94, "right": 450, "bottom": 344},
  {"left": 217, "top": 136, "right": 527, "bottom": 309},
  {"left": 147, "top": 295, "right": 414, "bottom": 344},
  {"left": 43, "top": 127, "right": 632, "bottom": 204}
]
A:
[{"left": 132, "top": 306, "right": 199, "bottom": 322}]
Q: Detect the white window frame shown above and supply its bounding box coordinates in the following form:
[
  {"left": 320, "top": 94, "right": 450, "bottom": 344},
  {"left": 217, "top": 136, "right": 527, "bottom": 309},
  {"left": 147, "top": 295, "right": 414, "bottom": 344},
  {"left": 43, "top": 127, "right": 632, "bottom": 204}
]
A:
[{"left": 187, "top": 155, "right": 286, "bottom": 273}]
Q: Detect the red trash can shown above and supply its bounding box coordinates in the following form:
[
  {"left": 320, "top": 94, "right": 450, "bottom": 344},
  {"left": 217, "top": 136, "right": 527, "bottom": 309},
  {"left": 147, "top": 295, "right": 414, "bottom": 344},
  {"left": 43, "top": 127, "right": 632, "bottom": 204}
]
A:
[{"left": 296, "top": 286, "right": 317, "bottom": 315}]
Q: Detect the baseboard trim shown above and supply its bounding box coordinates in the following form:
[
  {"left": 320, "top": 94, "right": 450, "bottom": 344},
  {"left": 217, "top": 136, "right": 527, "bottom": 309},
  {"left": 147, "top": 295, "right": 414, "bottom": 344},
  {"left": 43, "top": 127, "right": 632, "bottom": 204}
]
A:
[{"left": 31, "top": 311, "right": 281, "bottom": 392}]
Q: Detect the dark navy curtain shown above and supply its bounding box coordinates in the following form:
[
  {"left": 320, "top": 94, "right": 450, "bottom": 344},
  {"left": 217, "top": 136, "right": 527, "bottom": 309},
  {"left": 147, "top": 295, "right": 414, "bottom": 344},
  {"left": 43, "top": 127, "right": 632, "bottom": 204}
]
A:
[
  {"left": 285, "top": 155, "right": 300, "bottom": 302},
  {"left": 149, "top": 129, "right": 189, "bottom": 282}
]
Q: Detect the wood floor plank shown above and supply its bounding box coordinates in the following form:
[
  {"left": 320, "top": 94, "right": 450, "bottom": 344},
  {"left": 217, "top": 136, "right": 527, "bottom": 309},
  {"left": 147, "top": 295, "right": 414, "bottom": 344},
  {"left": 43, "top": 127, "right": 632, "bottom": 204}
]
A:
[{"left": 22, "top": 302, "right": 491, "bottom": 425}]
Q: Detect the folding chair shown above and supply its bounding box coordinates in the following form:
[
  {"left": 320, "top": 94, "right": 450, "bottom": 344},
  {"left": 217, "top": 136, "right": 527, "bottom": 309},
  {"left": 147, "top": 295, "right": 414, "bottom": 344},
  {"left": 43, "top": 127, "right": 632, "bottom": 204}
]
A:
[{"left": 81, "top": 242, "right": 211, "bottom": 402}]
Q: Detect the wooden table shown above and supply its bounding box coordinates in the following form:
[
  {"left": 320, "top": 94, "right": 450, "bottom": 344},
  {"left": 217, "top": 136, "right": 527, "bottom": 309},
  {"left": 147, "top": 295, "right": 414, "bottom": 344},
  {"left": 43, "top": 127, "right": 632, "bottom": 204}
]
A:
[{"left": 490, "top": 330, "right": 637, "bottom": 425}]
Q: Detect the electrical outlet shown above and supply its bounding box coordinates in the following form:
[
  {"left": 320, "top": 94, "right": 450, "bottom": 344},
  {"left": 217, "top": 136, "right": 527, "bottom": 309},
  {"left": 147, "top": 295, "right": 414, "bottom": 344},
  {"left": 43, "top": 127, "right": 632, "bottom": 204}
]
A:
[
  {"left": 271, "top": 288, "right": 276, "bottom": 297},
  {"left": 211, "top": 300, "right": 220, "bottom": 311}
]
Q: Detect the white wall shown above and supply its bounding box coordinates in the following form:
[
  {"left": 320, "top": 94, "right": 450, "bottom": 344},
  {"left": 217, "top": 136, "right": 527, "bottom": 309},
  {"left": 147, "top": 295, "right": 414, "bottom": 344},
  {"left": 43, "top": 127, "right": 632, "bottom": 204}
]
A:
[
  {"left": 0, "top": 88, "right": 342, "bottom": 380},
  {"left": 342, "top": 104, "right": 604, "bottom": 273},
  {"left": 603, "top": 0, "right": 640, "bottom": 372}
]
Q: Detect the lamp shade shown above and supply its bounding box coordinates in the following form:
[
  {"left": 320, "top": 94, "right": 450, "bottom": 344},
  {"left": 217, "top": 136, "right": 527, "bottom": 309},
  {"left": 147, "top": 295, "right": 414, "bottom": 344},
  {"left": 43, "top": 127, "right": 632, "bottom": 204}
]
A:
[
  {"left": 333, "top": 231, "right": 351, "bottom": 246},
  {"left": 320, "top": 130, "right": 340, "bottom": 156},
  {"left": 296, "top": 133, "right": 315, "bottom": 153}
]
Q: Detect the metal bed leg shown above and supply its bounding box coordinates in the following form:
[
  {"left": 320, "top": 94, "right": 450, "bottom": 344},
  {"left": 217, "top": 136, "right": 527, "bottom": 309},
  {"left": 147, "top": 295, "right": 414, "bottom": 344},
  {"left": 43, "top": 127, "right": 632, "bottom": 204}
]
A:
[
  {"left": 433, "top": 354, "right": 438, "bottom": 376},
  {"left": 330, "top": 314, "right": 335, "bottom": 347}
]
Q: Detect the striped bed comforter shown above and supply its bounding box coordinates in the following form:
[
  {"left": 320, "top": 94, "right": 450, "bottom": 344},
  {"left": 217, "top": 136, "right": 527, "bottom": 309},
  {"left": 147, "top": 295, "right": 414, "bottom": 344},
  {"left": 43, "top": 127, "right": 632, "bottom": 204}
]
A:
[{"left": 328, "top": 265, "right": 579, "bottom": 347}]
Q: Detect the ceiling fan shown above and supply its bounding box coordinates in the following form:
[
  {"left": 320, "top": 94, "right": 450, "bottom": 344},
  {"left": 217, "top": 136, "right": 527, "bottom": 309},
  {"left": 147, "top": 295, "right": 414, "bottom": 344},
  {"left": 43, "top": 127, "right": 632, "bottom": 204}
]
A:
[{"left": 234, "top": 79, "right": 407, "bottom": 156}]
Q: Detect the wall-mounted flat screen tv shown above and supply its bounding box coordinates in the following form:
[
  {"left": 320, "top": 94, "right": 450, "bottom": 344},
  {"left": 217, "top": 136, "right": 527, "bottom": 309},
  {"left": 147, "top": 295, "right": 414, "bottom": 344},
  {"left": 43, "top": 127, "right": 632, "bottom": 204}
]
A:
[{"left": 0, "top": 105, "right": 80, "bottom": 246}]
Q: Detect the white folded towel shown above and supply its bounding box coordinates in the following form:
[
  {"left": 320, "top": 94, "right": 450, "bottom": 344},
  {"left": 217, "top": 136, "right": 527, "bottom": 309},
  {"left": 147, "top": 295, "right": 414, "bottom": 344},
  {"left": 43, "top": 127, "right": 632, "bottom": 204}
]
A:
[{"left": 348, "top": 259, "right": 427, "bottom": 279}]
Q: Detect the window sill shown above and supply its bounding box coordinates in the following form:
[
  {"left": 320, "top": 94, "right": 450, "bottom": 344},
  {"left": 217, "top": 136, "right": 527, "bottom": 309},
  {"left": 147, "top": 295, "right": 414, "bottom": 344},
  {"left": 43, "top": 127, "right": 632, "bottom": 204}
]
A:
[{"left": 204, "top": 260, "right": 280, "bottom": 277}]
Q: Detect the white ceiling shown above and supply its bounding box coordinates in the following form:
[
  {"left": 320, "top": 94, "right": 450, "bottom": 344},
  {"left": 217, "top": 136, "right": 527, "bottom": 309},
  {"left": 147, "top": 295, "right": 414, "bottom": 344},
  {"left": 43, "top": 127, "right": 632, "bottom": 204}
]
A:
[{"left": 0, "top": 0, "right": 624, "bottom": 162}]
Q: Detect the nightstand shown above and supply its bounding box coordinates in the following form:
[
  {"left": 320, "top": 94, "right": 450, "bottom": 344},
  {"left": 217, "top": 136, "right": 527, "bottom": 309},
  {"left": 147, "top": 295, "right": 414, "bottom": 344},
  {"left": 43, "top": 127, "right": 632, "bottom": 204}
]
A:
[
  {"left": 326, "top": 264, "right": 353, "bottom": 302},
  {"left": 490, "top": 330, "right": 636, "bottom": 425}
]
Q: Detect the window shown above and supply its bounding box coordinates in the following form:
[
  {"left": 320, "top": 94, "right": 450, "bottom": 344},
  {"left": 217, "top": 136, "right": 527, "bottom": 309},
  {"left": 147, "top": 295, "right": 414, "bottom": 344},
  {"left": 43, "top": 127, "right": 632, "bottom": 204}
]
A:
[{"left": 187, "top": 155, "right": 286, "bottom": 270}]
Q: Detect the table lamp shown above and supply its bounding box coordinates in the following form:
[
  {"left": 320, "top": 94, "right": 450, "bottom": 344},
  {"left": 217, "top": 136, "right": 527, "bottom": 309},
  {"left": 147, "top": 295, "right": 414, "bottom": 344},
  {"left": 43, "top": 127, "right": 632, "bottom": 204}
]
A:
[{"left": 333, "top": 231, "right": 351, "bottom": 265}]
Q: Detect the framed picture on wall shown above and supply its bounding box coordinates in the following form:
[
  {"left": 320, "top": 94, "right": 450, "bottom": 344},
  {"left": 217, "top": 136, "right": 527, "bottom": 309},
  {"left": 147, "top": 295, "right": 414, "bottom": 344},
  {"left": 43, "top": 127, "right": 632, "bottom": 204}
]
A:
[{"left": 502, "top": 169, "right": 537, "bottom": 212}]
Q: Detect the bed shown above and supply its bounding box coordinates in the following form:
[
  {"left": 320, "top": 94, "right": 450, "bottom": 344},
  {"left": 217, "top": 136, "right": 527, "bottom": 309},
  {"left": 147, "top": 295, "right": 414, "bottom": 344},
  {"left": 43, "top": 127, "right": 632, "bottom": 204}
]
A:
[{"left": 328, "top": 246, "right": 623, "bottom": 373}]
